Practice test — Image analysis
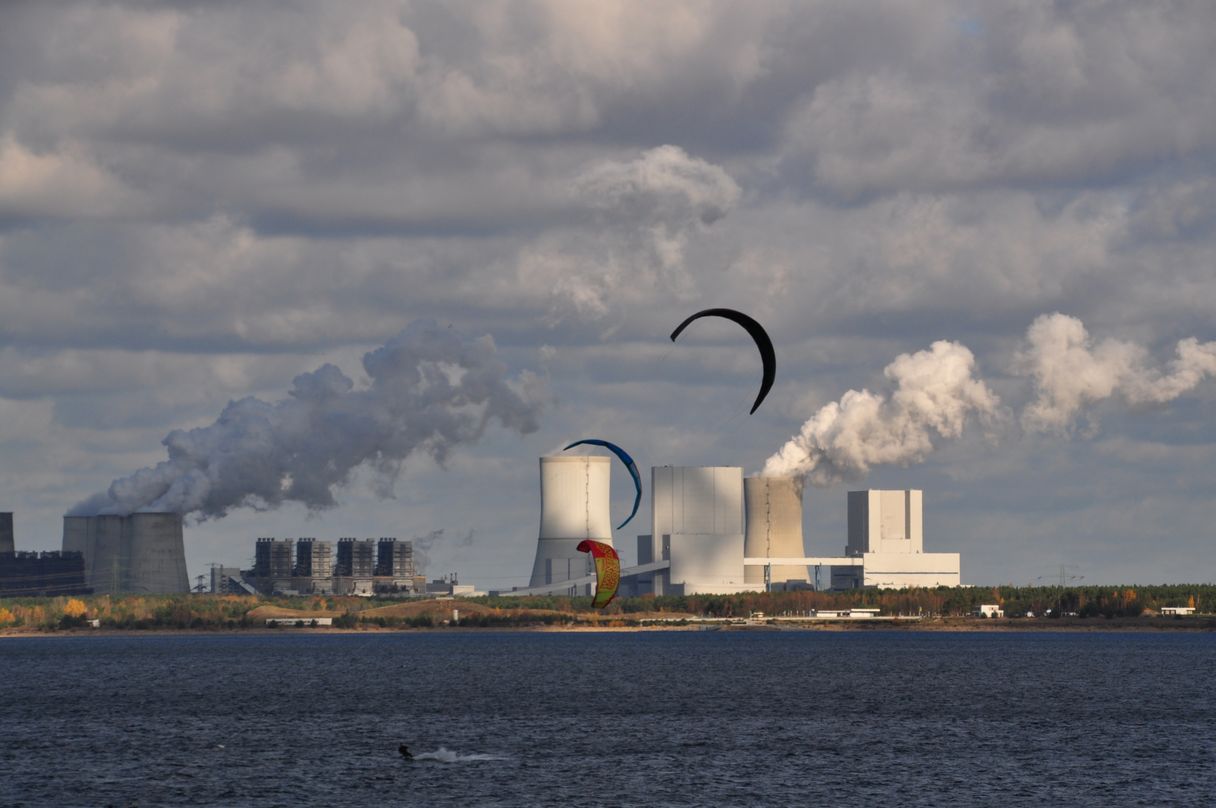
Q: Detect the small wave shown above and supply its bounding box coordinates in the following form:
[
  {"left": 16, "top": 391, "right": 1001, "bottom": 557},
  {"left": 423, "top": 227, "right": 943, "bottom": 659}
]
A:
[{"left": 413, "top": 746, "right": 507, "bottom": 763}]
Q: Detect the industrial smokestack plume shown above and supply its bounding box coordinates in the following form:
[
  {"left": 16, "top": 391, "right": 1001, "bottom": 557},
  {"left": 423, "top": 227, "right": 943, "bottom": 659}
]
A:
[
  {"left": 67, "top": 319, "right": 544, "bottom": 520},
  {"left": 0, "top": 512, "right": 13, "bottom": 555},
  {"left": 744, "top": 477, "right": 808, "bottom": 587},
  {"left": 60, "top": 513, "right": 187, "bottom": 594},
  {"left": 763, "top": 340, "right": 998, "bottom": 485},
  {"left": 529, "top": 456, "right": 612, "bottom": 588}
]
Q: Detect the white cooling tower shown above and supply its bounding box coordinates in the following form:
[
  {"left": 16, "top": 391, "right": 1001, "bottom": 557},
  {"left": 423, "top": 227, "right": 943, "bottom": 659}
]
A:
[
  {"left": 744, "top": 476, "right": 809, "bottom": 586},
  {"left": 528, "top": 455, "right": 612, "bottom": 588},
  {"left": 126, "top": 513, "right": 189, "bottom": 594}
]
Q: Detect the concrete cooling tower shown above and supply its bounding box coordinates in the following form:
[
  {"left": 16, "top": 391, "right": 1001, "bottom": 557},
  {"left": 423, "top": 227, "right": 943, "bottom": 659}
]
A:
[
  {"left": 125, "top": 513, "right": 189, "bottom": 594},
  {"left": 61, "top": 513, "right": 188, "bottom": 595},
  {"left": 0, "top": 512, "right": 13, "bottom": 555},
  {"left": 529, "top": 455, "right": 612, "bottom": 588},
  {"left": 744, "top": 476, "right": 810, "bottom": 586}
]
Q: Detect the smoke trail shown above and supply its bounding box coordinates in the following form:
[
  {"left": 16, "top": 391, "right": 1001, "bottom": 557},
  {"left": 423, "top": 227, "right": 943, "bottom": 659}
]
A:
[
  {"left": 409, "top": 527, "right": 474, "bottom": 575},
  {"left": 1017, "top": 313, "right": 1216, "bottom": 433},
  {"left": 70, "top": 320, "right": 544, "bottom": 518},
  {"left": 762, "top": 340, "right": 999, "bottom": 485}
]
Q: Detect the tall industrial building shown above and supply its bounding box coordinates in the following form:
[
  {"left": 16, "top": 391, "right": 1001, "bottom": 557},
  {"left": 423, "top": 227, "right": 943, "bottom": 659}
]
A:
[
  {"left": 528, "top": 456, "right": 611, "bottom": 590},
  {"left": 831, "top": 490, "right": 960, "bottom": 588},
  {"left": 0, "top": 512, "right": 14, "bottom": 555},
  {"left": 642, "top": 466, "right": 750, "bottom": 595},
  {"left": 293, "top": 538, "right": 333, "bottom": 594},
  {"left": 61, "top": 513, "right": 188, "bottom": 595},
  {"left": 335, "top": 538, "right": 376, "bottom": 595},
  {"left": 743, "top": 476, "right": 810, "bottom": 588},
  {"left": 376, "top": 538, "right": 415, "bottom": 586},
  {"left": 254, "top": 537, "right": 295, "bottom": 593}
]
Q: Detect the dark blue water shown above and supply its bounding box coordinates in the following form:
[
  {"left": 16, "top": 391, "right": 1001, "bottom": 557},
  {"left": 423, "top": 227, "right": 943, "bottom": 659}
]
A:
[{"left": 1, "top": 630, "right": 1213, "bottom": 807}]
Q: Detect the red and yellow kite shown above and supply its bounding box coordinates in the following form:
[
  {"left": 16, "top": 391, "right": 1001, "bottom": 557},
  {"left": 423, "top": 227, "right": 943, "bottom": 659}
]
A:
[{"left": 577, "top": 539, "right": 620, "bottom": 609}]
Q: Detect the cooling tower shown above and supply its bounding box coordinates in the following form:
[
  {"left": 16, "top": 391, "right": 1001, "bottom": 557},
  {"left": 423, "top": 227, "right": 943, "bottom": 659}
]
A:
[
  {"left": 90, "top": 515, "right": 128, "bottom": 596},
  {"left": 60, "top": 513, "right": 188, "bottom": 594},
  {"left": 0, "top": 512, "right": 13, "bottom": 555},
  {"left": 125, "top": 513, "right": 189, "bottom": 594},
  {"left": 529, "top": 455, "right": 612, "bottom": 588},
  {"left": 62, "top": 516, "right": 89, "bottom": 556},
  {"left": 744, "top": 476, "right": 809, "bottom": 586}
]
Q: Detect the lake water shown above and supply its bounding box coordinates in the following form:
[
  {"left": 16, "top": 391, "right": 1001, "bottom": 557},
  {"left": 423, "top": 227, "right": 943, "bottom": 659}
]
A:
[{"left": 1, "top": 630, "right": 1213, "bottom": 807}]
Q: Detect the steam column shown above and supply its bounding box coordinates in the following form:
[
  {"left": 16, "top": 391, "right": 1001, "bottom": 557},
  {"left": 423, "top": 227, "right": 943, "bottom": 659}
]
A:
[{"left": 528, "top": 456, "right": 612, "bottom": 590}]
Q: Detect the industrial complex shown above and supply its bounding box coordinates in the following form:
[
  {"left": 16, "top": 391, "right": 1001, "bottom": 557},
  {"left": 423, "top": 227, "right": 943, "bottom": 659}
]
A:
[
  {"left": 514, "top": 457, "right": 960, "bottom": 598},
  {"left": 2, "top": 453, "right": 961, "bottom": 599},
  {"left": 0, "top": 511, "right": 90, "bottom": 597},
  {"left": 246, "top": 536, "right": 421, "bottom": 596}
]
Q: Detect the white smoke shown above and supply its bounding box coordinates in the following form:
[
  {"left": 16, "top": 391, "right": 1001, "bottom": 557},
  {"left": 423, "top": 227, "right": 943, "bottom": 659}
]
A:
[
  {"left": 762, "top": 340, "right": 999, "bottom": 485},
  {"left": 70, "top": 320, "right": 544, "bottom": 518},
  {"left": 1018, "top": 313, "right": 1216, "bottom": 433}
]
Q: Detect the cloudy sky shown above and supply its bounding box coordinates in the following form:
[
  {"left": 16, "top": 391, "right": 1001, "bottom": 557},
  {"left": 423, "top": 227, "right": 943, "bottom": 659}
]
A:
[{"left": 2, "top": 1, "right": 1214, "bottom": 588}]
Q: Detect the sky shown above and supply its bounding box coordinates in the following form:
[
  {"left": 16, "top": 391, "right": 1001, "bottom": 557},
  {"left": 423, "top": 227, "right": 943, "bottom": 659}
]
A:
[{"left": 1, "top": 1, "right": 1214, "bottom": 589}]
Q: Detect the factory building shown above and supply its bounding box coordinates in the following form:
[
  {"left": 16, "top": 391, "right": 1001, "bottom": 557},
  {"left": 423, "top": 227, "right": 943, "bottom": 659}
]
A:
[
  {"left": 293, "top": 538, "right": 334, "bottom": 594},
  {"left": 828, "top": 490, "right": 961, "bottom": 588},
  {"left": 254, "top": 538, "right": 296, "bottom": 593},
  {"left": 246, "top": 536, "right": 417, "bottom": 596},
  {"left": 528, "top": 455, "right": 611, "bottom": 593},
  {"left": 1, "top": 512, "right": 90, "bottom": 596},
  {"left": 510, "top": 456, "right": 962, "bottom": 598},
  {"left": 61, "top": 513, "right": 188, "bottom": 595},
  {"left": 0, "top": 551, "right": 90, "bottom": 597},
  {"left": 375, "top": 538, "right": 415, "bottom": 591},
  {"left": 335, "top": 537, "right": 376, "bottom": 595},
  {"left": 638, "top": 466, "right": 751, "bottom": 595}
]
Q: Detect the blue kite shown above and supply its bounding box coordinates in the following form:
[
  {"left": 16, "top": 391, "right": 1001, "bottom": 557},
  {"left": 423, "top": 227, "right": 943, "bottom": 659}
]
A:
[{"left": 564, "top": 439, "right": 643, "bottom": 530}]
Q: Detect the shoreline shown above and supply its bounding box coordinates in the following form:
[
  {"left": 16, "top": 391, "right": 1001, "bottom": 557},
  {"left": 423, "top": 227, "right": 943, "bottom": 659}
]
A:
[{"left": 3, "top": 616, "right": 1214, "bottom": 638}]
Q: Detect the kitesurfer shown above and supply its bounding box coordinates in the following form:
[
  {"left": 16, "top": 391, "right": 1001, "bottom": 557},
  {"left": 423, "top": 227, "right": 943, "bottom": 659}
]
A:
[{"left": 399, "top": 744, "right": 413, "bottom": 760}]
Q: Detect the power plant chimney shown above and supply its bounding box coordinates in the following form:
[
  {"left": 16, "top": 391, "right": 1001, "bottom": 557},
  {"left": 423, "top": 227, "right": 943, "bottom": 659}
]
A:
[
  {"left": 0, "top": 512, "right": 13, "bottom": 555},
  {"left": 744, "top": 476, "right": 809, "bottom": 587},
  {"left": 529, "top": 455, "right": 612, "bottom": 588}
]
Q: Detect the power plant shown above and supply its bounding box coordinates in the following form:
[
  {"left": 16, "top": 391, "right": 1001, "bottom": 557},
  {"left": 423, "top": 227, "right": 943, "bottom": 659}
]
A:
[
  {"left": 27, "top": 450, "right": 958, "bottom": 601},
  {"left": 511, "top": 458, "right": 961, "bottom": 598},
  {"left": 248, "top": 537, "right": 418, "bottom": 596},
  {"left": 61, "top": 513, "right": 188, "bottom": 595}
]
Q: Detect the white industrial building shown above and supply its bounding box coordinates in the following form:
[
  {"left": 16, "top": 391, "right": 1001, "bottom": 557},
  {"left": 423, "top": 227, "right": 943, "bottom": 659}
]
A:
[
  {"left": 830, "top": 490, "right": 961, "bottom": 589},
  {"left": 507, "top": 456, "right": 961, "bottom": 599}
]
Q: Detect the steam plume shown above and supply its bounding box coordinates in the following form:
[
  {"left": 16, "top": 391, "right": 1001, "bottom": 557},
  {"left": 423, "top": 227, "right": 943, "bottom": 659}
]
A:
[
  {"left": 70, "top": 320, "right": 544, "bottom": 518},
  {"left": 762, "top": 341, "right": 999, "bottom": 485},
  {"left": 1018, "top": 313, "right": 1216, "bottom": 433}
]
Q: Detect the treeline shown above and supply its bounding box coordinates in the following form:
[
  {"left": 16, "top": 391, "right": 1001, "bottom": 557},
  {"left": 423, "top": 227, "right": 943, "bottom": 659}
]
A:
[
  {"left": 488, "top": 583, "right": 1215, "bottom": 619},
  {"left": 0, "top": 593, "right": 366, "bottom": 631},
  {"left": 0, "top": 584, "right": 1212, "bottom": 631}
]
